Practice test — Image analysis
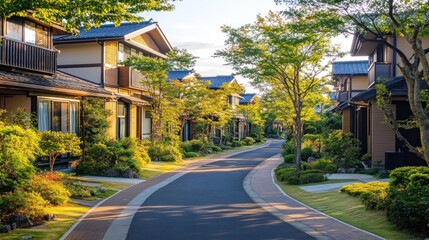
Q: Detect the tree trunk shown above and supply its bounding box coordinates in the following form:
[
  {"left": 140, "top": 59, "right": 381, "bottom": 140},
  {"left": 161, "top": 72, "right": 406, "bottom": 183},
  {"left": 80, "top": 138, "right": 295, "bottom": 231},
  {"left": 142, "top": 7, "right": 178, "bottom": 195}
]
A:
[{"left": 295, "top": 115, "right": 302, "bottom": 171}]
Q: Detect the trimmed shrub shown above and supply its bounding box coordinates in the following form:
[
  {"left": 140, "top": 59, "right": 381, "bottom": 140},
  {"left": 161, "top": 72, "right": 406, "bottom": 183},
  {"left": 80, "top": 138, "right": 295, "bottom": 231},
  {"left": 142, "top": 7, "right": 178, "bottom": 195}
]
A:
[
  {"left": 303, "top": 159, "right": 337, "bottom": 173},
  {"left": 66, "top": 182, "right": 92, "bottom": 198},
  {"left": 149, "top": 142, "right": 182, "bottom": 162},
  {"left": 211, "top": 146, "right": 222, "bottom": 152},
  {"left": 283, "top": 154, "right": 295, "bottom": 164},
  {"left": 231, "top": 140, "right": 243, "bottom": 147},
  {"left": 219, "top": 145, "right": 232, "bottom": 150},
  {"left": 242, "top": 137, "right": 255, "bottom": 146},
  {"left": 301, "top": 147, "right": 314, "bottom": 161},
  {"left": 181, "top": 140, "right": 205, "bottom": 153},
  {"left": 29, "top": 173, "right": 71, "bottom": 205},
  {"left": 322, "top": 130, "right": 361, "bottom": 169},
  {"left": 340, "top": 182, "right": 389, "bottom": 210},
  {"left": 275, "top": 167, "right": 326, "bottom": 185},
  {"left": 282, "top": 140, "right": 295, "bottom": 155},
  {"left": 184, "top": 151, "right": 199, "bottom": 158},
  {"left": 389, "top": 166, "right": 429, "bottom": 190},
  {"left": 1, "top": 189, "right": 47, "bottom": 220}
]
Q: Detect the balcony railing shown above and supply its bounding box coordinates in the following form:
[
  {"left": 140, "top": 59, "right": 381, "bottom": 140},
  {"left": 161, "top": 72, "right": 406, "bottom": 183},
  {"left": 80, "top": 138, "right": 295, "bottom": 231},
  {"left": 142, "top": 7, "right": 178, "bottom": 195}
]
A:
[
  {"left": 368, "top": 62, "right": 391, "bottom": 87},
  {"left": 337, "top": 91, "right": 349, "bottom": 102},
  {"left": 0, "top": 37, "right": 57, "bottom": 74},
  {"left": 118, "top": 66, "right": 149, "bottom": 90}
]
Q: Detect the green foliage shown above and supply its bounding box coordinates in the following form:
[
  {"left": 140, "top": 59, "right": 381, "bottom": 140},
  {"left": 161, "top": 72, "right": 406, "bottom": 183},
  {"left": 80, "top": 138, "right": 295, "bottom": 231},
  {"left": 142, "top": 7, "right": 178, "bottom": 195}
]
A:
[
  {"left": 340, "top": 182, "right": 389, "bottom": 210},
  {"left": 231, "top": 140, "right": 243, "bottom": 148},
  {"left": 302, "top": 158, "right": 337, "bottom": 173},
  {"left": 389, "top": 166, "right": 429, "bottom": 190},
  {"left": 66, "top": 183, "right": 92, "bottom": 199},
  {"left": 183, "top": 151, "right": 199, "bottom": 158},
  {"left": 0, "top": 122, "right": 39, "bottom": 193},
  {"left": 283, "top": 154, "right": 295, "bottom": 164},
  {"left": 301, "top": 147, "right": 314, "bottom": 161},
  {"left": 242, "top": 136, "right": 255, "bottom": 146},
  {"left": 387, "top": 184, "right": 429, "bottom": 233},
  {"left": 39, "top": 131, "right": 82, "bottom": 171},
  {"left": 0, "top": 107, "right": 35, "bottom": 130},
  {"left": 77, "top": 138, "right": 150, "bottom": 177},
  {"left": 322, "top": 130, "right": 361, "bottom": 169},
  {"left": 283, "top": 140, "right": 295, "bottom": 155},
  {"left": 148, "top": 142, "right": 182, "bottom": 162},
  {"left": 29, "top": 173, "right": 71, "bottom": 205},
  {"left": 1, "top": 189, "right": 47, "bottom": 220},
  {"left": 2, "top": 0, "right": 175, "bottom": 33},
  {"left": 275, "top": 167, "right": 326, "bottom": 185},
  {"left": 80, "top": 97, "right": 112, "bottom": 148},
  {"left": 181, "top": 140, "right": 205, "bottom": 153}
]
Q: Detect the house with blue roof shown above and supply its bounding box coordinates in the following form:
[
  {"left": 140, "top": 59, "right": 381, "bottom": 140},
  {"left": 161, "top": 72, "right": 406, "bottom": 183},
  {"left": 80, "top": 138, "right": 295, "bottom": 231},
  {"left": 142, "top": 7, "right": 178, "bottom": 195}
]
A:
[
  {"left": 331, "top": 60, "right": 369, "bottom": 154},
  {"left": 239, "top": 93, "right": 258, "bottom": 105},
  {"left": 167, "top": 70, "right": 197, "bottom": 82},
  {"left": 54, "top": 21, "right": 173, "bottom": 140}
]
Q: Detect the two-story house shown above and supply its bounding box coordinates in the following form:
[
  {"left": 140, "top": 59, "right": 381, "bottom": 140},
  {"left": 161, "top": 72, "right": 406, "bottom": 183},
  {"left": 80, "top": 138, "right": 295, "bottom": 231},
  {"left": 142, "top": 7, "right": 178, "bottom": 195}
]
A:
[
  {"left": 346, "top": 33, "right": 426, "bottom": 169},
  {"left": 0, "top": 15, "right": 112, "bottom": 134},
  {"left": 54, "top": 21, "right": 173, "bottom": 140},
  {"left": 331, "top": 60, "right": 368, "bottom": 154}
]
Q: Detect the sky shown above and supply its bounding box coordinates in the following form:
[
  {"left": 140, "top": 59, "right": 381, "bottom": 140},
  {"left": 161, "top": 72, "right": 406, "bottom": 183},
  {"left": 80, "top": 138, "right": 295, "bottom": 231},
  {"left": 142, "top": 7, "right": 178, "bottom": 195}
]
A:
[{"left": 144, "top": 0, "right": 357, "bottom": 93}]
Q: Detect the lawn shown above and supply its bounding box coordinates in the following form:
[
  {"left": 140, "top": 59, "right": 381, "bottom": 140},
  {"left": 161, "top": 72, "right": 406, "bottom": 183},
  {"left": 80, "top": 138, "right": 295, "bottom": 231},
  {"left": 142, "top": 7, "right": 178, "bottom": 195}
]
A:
[{"left": 277, "top": 181, "right": 420, "bottom": 240}]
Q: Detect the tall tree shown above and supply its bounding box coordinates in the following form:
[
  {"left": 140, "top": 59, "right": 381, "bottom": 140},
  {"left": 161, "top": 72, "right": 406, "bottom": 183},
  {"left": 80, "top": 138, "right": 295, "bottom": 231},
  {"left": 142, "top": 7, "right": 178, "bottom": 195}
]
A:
[
  {"left": 1, "top": 0, "right": 177, "bottom": 32},
  {"left": 278, "top": 0, "right": 429, "bottom": 165},
  {"left": 123, "top": 48, "right": 196, "bottom": 142},
  {"left": 216, "top": 11, "right": 336, "bottom": 170}
]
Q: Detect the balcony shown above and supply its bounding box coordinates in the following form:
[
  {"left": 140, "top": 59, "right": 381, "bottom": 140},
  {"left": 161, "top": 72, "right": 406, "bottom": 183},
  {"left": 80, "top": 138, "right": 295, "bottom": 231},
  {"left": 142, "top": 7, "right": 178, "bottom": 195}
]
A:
[
  {"left": 118, "top": 66, "right": 148, "bottom": 90},
  {"left": 337, "top": 91, "right": 349, "bottom": 102},
  {"left": 0, "top": 37, "right": 57, "bottom": 74},
  {"left": 368, "top": 62, "right": 391, "bottom": 87}
]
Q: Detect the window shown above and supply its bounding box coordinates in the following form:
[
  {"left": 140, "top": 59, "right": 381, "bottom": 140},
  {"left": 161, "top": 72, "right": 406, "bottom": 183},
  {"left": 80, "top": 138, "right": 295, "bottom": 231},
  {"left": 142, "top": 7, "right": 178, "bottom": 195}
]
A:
[
  {"left": 38, "top": 97, "right": 79, "bottom": 133},
  {"left": 6, "top": 18, "right": 50, "bottom": 47},
  {"left": 6, "top": 18, "right": 23, "bottom": 41},
  {"left": 117, "top": 101, "right": 129, "bottom": 138},
  {"left": 145, "top": 110, "right": 151, "bottom": 119},
  {"left": 24, "top": 21, "right": 36, "bottom": 44}
]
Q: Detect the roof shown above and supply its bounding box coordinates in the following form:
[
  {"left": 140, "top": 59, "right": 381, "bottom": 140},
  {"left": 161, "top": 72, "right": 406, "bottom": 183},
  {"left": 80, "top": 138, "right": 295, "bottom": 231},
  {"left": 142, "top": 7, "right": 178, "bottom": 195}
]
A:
[
  {"left": 0, "top": 70, "right": 112, "bottom": 97},
  {"left": 332, "top": 60, "right": 368, "bottom": 76},
  {"left": 167, "top": 70, "right": 194, "bottom": 81},
  {"left": 116, "top": 93, "right": 150, "bottom": 106},
  {"left": 200, "top": 75, "right": 235, "bottom": 89},
  {"left": 240, "top": 93, "right": 256, "bottom": 104},
  {"left": 54, "top": 21, "right": 155, "bottom": 41}
]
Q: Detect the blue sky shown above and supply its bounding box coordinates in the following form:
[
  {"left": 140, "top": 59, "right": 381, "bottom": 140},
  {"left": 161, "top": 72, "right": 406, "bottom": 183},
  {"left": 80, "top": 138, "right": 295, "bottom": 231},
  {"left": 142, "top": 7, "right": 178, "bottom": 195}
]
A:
[{"left": 144, "top": 0, "right": 355, "bottom": 92}]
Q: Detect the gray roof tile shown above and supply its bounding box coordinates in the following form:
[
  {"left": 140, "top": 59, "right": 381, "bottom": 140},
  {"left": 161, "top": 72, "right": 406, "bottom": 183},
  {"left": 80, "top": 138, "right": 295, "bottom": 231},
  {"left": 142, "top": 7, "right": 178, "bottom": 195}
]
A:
[
  {"left": 54, "top": 21, "right": 155, "bottom": 41},
  {"left": 332, "top": 60, "right": 368, "bottom": 75}
]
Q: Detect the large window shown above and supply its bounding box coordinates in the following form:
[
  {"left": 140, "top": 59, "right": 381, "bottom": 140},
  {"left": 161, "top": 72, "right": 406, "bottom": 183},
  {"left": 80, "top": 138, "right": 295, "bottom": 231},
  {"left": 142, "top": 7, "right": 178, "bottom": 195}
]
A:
[
  {"left": 117, "top": 43, "right": 148, "bottom": 64},
  {"left": 38, "top": 97, "right": 79, "bottom": 133},
  {"left": 117, "top": 101, "right": 129, "bottom": 138},
  {"left": 6, "top": 18, "right": 50, "bottom": 48}
]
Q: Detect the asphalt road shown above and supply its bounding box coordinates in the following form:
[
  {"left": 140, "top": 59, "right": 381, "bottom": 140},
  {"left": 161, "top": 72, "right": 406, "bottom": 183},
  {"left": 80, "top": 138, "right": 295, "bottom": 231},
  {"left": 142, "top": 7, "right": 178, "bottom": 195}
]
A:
[{"left": 127, "top": 141, "right": 314, "bottom": 240}]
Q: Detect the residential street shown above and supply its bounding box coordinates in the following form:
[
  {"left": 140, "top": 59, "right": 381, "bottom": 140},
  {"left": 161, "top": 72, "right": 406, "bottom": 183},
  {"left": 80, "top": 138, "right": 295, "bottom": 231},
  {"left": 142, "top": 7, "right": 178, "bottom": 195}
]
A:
[{"left": 126, "top": 141, "right": 313, "bottom": 240}]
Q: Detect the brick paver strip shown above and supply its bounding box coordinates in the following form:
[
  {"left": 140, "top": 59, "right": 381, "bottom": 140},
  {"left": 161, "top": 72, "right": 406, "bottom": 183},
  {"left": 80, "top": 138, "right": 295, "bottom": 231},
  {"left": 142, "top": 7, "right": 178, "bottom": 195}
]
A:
[
  {"left": 244, "top": 154, "right": 385, "bottom": 240},
  {"left": 61, "top": 142, "right": 271, "bottom": 240}
]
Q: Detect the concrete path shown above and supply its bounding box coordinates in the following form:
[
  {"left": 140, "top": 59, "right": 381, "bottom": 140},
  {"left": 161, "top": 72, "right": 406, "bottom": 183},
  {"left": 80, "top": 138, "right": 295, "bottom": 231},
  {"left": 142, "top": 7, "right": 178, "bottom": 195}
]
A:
[
  {"left": 244, "top": 153, "right": 384, "bottom": 240},
  {"left": 79, "top": 176, "right": 145, "bottom": 185}
]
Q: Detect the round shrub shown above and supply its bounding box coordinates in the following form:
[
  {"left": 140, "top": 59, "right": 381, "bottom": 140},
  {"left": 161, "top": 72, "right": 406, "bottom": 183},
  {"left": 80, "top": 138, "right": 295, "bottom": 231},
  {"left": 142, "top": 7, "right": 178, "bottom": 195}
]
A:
[
  {"left": 283, "top": 154, "right": 295, "bottom": 164},
  {"left": 30, "top": 173, "right": 71, "bottom": 205},
  {"left": 242, "top": 137, "right": 255, "bottom": 146},
  {"left": 311, "top": 159, "right": 337, "bottom": 173},
  {"left": 299, "top": 171, "right": 326, "bottom": 184},
  {"left": 149, "top": 142, "right": 182, "bottom": 162},
  {"left": 181, "top": 140, "right": 204, "bottom": 153},
  {"left": 389, "top": 166, "right": 429, "bottom": 190},
  {"left": 219, "top": 145, "right": 232, "bottom": 150},
  {"left": 231, "top": 140, "right": 243, "bottom": 148},
  {"left": 301, "top": 147, "right": 314, "bottom": 161},
  {"left": 66, "top": 182, "right": 92, "bottom": 198},
  {"left": 1, "top": 189, "right": 47, "bottom": 220},
  {"left": 275, "top": 167, "right": 296, "bottom": 182},
  {"left": 75, "top": 160, "right": 110, "bottom": 176},
  {"left": 184, "top": 151, "right": 199, "bottom": 158},
  {"left": 275, "top": 167, "right": 326, "bottom": 185},
  {"left": 211, "top": 146, "right": 222, "bottom": 152}
]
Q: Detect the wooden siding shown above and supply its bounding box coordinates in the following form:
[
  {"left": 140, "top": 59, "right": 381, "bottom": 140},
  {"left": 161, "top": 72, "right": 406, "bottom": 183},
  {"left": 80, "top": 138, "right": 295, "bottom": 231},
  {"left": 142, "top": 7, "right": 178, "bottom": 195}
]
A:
[
  {"left": 104, "top": 41, "right": 117, "bottom": 67},
  {"left": 105, "top": 101, "right": 117, "bottom": 139},
  {"left": 342, "top": 108, "right": 351, "bottom": 133},
  {"left": 132, "top": 34, "right": 160, "bottom": 52},
  {"left": 371, "top": 101, "right": 395, "bottom": 167},
  {"left": 129, "top": 104, "right": 137, "bottom": 138},
  {"left": 105, "top": 67, "right": 118, "bottom": 86}
]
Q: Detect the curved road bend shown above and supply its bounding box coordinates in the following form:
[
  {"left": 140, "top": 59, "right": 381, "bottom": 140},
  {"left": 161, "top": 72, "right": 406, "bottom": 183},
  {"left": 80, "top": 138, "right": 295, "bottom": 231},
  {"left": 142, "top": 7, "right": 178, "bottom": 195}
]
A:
[{"left": 127, "top": 141, "right": 314, "bottom": 240}]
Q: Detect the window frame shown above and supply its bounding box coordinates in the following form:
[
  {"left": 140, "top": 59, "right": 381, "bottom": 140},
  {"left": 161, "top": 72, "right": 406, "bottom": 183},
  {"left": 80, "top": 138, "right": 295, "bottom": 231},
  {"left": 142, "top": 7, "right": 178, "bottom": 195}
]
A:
[{"left": 37, "top": 97, "right": 80, "bottom": 133}]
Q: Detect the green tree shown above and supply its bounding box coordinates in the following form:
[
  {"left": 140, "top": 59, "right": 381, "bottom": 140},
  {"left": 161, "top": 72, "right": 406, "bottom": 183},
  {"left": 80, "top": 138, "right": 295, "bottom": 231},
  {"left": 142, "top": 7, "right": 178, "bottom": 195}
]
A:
[
  {"left": 39, "top": 131, "right": 81, "bottom": 172},
  {"left": 238, "top": 97, "right": 265, "bottom": 141},
  {"left": 1, "top": 0, "right": 177, "bottom": 32},
  {"left": 216, "top": 12, "right": 337, "bottom": 170},
  {"left": 123, "top": 48, "right": 196, "bottom": 143},
  {"left": 277, "top": 0, "right": 429, "bottom": 165},
  {"left": 0, "top": 121, "right": 39, "bottom": 193}
]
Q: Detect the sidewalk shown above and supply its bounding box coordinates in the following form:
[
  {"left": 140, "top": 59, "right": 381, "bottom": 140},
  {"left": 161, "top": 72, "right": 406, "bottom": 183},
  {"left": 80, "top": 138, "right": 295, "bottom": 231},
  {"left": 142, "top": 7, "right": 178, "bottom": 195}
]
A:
[{"left": 244, "top": 154, "right": 384, "bottom": 240}]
